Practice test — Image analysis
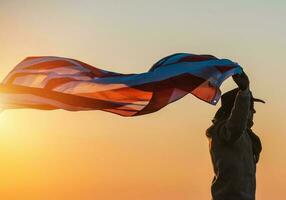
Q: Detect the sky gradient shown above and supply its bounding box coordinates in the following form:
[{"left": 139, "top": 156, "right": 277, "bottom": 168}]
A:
[{"left": 0, "top": 0, "right": 285, "bottom": 199}]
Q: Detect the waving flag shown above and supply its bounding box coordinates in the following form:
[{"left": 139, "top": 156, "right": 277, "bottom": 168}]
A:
[{"left": 0, "top": 53, "right": 242, "bottom": 116}]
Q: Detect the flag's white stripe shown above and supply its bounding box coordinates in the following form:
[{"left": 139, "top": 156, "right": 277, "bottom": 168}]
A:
[
  {"left": 16, "top": 57, "right": 112, "bottom": 74},
  {"left": 9, "top": 73, "right": 93, "bottom": 88},
  {"left": 2, "top": 57, "right": 85, "bottom": 83},
  {"left": 4, "top": 66, "right": 90, "bottom": 85},
  {"left": 43, "top": 73, "right": 93, "bottom": 82},
  {"left": 16, "top": 57, "right": 80, "bottom": 69},
  {"left": 116, "top": 102, "right": 147, "bottom": 111},
  {"left": 0, "top": 93, "right": 148, "bottom": 112},
  {"left": 0, "top": 93, "right": 92, "bottom": 111},
  {"left": 12, "top": 66, "right": 90, "bottom": 74},
  {"left": 15, "top": 57, "right": 65, "bottom": 69},
  {"left": 53, "top": 81, "right": 127, "bottom": 94},
  {"left": 13, "top": 74, "right": 48, "bottom": 88}
]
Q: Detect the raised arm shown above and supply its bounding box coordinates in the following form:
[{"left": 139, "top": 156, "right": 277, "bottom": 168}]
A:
[
  {"left": 224, "top": 88, "right": 250, "bottom": 143},
  {"left": 219, "top": 71, "right": 251, "bottom": 144}
]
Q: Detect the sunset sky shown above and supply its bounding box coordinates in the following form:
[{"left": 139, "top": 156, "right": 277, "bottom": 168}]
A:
[{"left": 0, "top": 0, "right": 285, "bottom": 199}]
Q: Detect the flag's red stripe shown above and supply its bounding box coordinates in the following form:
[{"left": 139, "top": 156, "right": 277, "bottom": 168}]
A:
[
  {"left": 134, "top": 73, "right": 206, "bottom": 115},
  {"left": 25, "top": 60, "right": 75, "bottom": 70},
  {"left": 77, "top": 86, "right": 152, "bottom": 103},
  {"left": 215, "top": 65, "right": 235, "bottom": 73},
  {"left": 177, "top": 55, "right": 217, "bottom": 63}
]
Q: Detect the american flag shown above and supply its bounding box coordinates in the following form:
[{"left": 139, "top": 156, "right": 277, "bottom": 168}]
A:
[{"left": 0, "top": 53, "right": 242, "bottom": 116}]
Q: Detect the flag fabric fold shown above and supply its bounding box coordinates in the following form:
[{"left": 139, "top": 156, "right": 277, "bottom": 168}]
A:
[{"left": 0, "top": 53, "right": 242, "bottom": 116}]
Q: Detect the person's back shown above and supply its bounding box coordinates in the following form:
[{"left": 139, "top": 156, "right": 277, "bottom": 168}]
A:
[{"left": 206, "top": 72, "right": 263, "bottom": 200}]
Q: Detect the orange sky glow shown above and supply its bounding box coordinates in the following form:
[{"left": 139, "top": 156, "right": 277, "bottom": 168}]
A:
[{"left": 0, "top": 1, "right": 285, "bottom": 200}]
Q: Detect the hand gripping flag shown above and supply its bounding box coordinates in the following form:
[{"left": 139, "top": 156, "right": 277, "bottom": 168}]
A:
[{"left": 0, "top": 53, "right": 242, "bottom": 116}]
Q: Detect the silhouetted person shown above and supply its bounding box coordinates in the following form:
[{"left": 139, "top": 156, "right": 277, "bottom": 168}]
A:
[{"left": 206, "top": 71, "right": 265, "bottom": 200}]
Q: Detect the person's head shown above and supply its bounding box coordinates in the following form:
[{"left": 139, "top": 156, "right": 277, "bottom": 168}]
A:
[
  {"left": 213, "top": 88, "right": 265, "bottom": 127},
  {"left": 247, "top": 98, "right": 256, "bottom": 127}
]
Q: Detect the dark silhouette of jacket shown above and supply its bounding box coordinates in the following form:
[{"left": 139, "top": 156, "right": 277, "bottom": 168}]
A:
[{"left": 206, "top": 89, "right": 262, "bottom": 200}]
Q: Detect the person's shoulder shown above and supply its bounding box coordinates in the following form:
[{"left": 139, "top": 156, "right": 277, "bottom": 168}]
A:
[
  {"left": 206, "top": 120, "right": 226, "bottom": 138},
  {"left": 206, "top": 124, "right": 215, "bottom": 138}
]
